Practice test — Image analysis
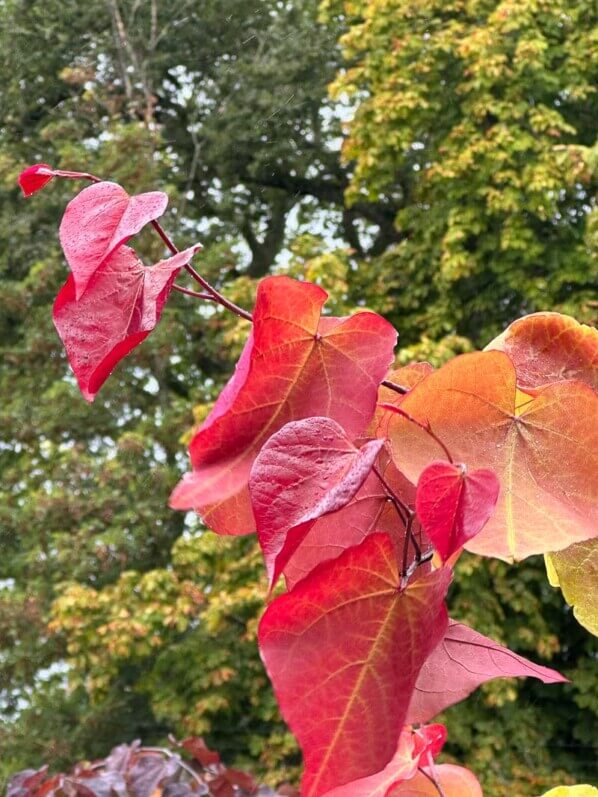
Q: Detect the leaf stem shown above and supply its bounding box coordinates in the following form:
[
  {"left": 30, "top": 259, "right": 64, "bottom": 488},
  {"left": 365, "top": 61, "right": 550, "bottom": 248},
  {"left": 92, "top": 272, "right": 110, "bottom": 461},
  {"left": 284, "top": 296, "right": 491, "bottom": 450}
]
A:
[
  {"left": 172, "top": 285, "right": 213, "bottom": 301},
  {"left": 372, "top": 464, "right": 412, "bottom": 526},
  {"left": 149, "top": 219, "right": 253, "bottom": 322},
  {"left": 401, "top": 515, "right": 414, "bottom": 583},
  {"left": 381, "top": 379, "right": 409, "bottom": 395},
  {"left": 418, "top": 765, "right": 446, "bottom": 797},
  {"left": 379, "top": 404, "right": 453, "bottom": 463}
]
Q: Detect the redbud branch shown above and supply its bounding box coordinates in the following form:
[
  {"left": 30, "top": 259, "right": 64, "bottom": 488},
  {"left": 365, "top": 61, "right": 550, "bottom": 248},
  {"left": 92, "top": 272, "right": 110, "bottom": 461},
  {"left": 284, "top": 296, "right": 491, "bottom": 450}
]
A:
[
  {"left": 379, "top": 404, "right": 453, "bottom": 463},
  {"left": 150, "top": 220, "right": 253, "bottom": 322},
  {"left": 49, "top": 168, "right": 253, "bottom": 323}
]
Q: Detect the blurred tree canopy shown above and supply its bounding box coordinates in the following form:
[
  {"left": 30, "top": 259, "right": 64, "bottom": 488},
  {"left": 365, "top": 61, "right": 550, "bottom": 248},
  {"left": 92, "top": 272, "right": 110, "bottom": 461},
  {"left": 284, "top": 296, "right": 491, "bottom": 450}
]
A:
[{"left": 0, "top": 0, "right": 596, "bottom": 795}]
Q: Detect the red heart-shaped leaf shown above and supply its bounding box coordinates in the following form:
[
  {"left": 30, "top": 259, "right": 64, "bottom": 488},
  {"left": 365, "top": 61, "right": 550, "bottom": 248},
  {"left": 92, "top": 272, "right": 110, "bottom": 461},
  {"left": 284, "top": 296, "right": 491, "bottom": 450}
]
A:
[
  {"left": 415, "top": 461, "right": 499, "bottom": 560},
  {"left": 59, "top": 181, "right": 169, "bottom": 299},
  {"left": 250, "top": 417, "right": 385, "bottom": 587},
  {"left": 53, "top": 244, "right": 200, "bottom": 401},
  {"left": 170, "top": 276, "right": 397, "bottom": 535},
  {"left": 259, "top": 533, "right": 451, "bottom": 797}
]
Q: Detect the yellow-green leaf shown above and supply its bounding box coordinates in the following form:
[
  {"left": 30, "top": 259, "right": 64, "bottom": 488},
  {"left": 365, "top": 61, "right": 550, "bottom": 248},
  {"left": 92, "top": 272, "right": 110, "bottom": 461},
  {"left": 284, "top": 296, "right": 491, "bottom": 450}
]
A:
[
  {"left": 540, "top": 786, "right": 598, "bottom": 797},
  {"left": 545, "top": 539, "right": 598, "bottom": 636}
]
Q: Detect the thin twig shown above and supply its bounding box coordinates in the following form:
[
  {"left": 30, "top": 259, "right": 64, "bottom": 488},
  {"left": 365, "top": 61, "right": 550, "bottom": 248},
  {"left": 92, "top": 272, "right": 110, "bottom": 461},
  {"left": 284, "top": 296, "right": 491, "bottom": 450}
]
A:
[
  {"left": 379, "top": 403, "right": 453, "bottom": 463},
  {"left": 372, "top": 464, "right": 412, "bottom": 525},
  {"left": 172, "top": 285, "right": 213, "bottom": 301},
  {"left": 381, "top": 379, "right": 409, "bottom": 395},
  {"left": 401, "top": 515, "right": 414, "bottom": 582},
  {"left": 149, "top": 220, "right": 253, "bottom": 321}
]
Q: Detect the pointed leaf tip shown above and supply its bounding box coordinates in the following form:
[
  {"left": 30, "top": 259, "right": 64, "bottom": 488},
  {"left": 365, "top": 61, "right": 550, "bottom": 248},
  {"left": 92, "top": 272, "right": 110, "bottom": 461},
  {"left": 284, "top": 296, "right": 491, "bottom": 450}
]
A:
[
  {"left": 53, "top": 244, "right": 200, "bottom": 401},
  {"left": 407, "top": 620, "right": 567, "bottom": 724}
]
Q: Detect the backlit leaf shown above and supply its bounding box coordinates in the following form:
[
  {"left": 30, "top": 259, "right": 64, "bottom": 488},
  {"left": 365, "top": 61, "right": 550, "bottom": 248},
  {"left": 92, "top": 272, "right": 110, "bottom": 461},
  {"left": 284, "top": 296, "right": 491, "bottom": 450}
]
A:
[
  {"left": 546, "top": 539, "right": 598, "bottom": 636},
  {"left": 18, "top": 164, "right": 56, "bottom": 196},
  {"left": 259, "top": 533, "right": 451, "bottom": 797},
  {"left": 407, "top": 620, "right": 567, "bottom": 724},
  {"left": 385, "top": 351, "right": 598, "bottom": 560},
  {"left": 171, "top": 276, "right": 397, "bottom": 534},
  {"left": 250, "top": 417, "right": 385, "bottom": 586},
  {"left": 59, "top": 181, "right": 169, "bottom": 299},
  {"left": 415, "top": 461, "right": 499, "bottom": 560},
  {"left": 388, "top": 764, "right": 482, "bottom": 796},
  {"left": 486, "top": 312, "right": 598, "bottom": 390},
  {"left": 53, "top": 245, "right": 200, "bottom": 401}
]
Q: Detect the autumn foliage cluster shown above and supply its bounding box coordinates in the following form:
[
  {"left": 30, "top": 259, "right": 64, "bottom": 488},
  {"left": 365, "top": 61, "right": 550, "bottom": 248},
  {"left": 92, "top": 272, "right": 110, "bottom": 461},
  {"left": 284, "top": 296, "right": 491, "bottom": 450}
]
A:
[{"left": 15, "top": 165, "right": 598, "bottom": 796}]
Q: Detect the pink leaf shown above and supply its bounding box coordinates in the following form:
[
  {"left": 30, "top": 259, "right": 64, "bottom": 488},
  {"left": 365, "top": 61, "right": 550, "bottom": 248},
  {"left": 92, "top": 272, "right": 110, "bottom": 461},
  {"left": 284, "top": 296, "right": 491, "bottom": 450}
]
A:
[
  {"left": 250, "top": 417, "right": 385, "bottom": 586},
  {"left": 406, "top": 620, "right": 567, "bottom": 724},
  {"left": 170, "top": 276, "right": 397, "bottom": 535},
  {"left": 283, "top": 453, "right": 416, "bottom": 589},
  {"left": 415, "top": 461, "right": 500, "bottom": 560},
  {"left": 321, "top": 725, "right": 446, "bottom": 797},
  {"left": 53, "top": 244, "right": 200, "bottom": 401},
  {"left": 259, "top": 533, "right": 451, "bottom": 797},
  {"left": 59, "top": 181, "right": 169, "bottom": 299},
  {"left": 18, "top": 164, "right": 56, "bottom": 196}
]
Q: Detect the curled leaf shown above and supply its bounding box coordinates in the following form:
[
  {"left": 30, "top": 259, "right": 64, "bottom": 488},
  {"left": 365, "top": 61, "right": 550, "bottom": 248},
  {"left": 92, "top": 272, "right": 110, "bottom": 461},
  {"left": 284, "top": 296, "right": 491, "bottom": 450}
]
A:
[
  {"left": 283, "top": 453, "right": 415, "bottom": 589},
  {"left": 18, "top": 164, "right": 56, "bottom": 196},
  {"left": 53, "top": 245, "right": 200, "bottom": 401},
  {"left": 59, "top": 181, "right": 169, "bottom": 298},
  {"left": 250, "top": 416, "right": 384, "bottom": 586}
]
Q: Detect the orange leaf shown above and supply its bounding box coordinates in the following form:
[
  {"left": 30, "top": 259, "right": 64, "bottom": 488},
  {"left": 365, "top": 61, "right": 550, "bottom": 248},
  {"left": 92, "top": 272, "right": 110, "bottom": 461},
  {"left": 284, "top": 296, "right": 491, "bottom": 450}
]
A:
[
  {"left": 385, "top": 351, "right": 598, "bottom": 561},
  {"left": 388, "top": 764, "right": 482, "bottom": 796},
  {"left": 486, "top": 312, "right": 598, "bottom": 390}
]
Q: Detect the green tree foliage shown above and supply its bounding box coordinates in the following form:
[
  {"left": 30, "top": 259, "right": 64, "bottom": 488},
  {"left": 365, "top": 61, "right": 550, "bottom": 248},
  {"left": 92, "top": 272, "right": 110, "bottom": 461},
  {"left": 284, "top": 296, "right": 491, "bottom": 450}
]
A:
[
  {"left": 1, "top": 0, "right": 596, "bottom": 794},
  {"left": 325, "top": 0, "right": 597, "bottom": 345}
]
